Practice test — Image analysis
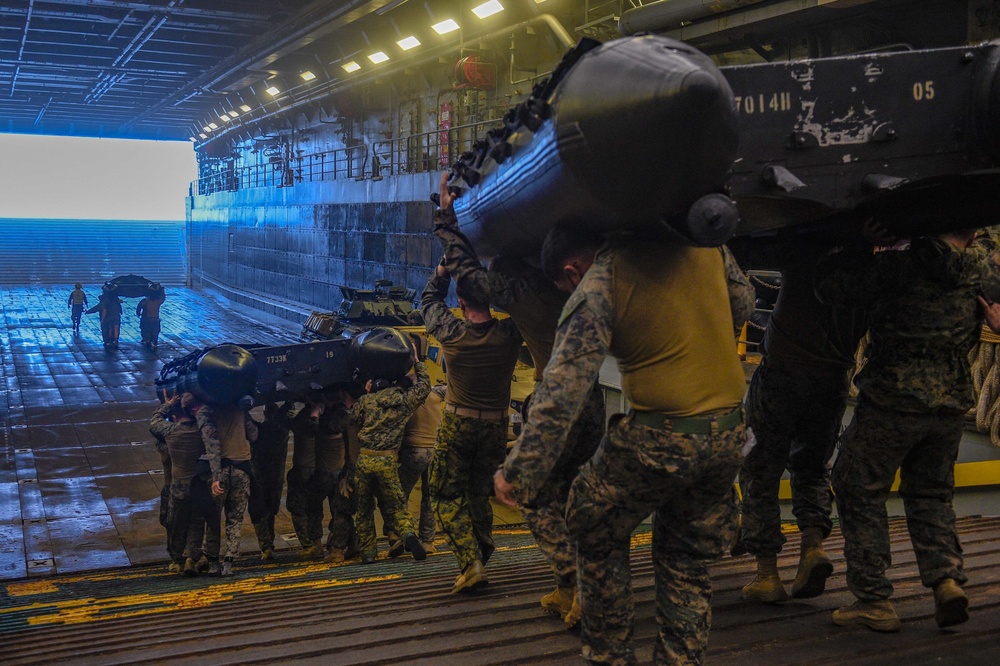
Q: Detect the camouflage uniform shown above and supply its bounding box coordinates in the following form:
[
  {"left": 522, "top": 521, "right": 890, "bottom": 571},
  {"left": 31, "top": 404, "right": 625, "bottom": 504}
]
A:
[
  {"left": 435, "top": 211, "right": 604, "bottom": 588},
  {"left": 398, "top": 386, "right": 447, "bottom": 544},
  {"left": 288, "top": 407, "right": 324, "bottom": 548},
  {"left": 421, "top": 264, "right": 523, "bottom": 573},
  {"left": 815, "top": 235, "right": 996, "bottom": 601},
  {"left": 150, "top": 422, "right": 172, "bottom": 556},
  {"left": 504, "top": 238, "right": 754, "bottom": 665},
  {"left": 351, "top": 362, "right": 431, "bottom": 558},
  {"left": 150, "top": 403, "right": 204, "bottom": 564},
  {"left": 187, "top": 458, "right": 222, "bottom": 562},
  {"left": 250, "top": 402, "right": 294, "bottom": 553},
  {"left": 198, "top": 404, "right": 258, "bottom": 561},
  {"left": 317, "top": 400, "right": 358, "bottom": 553},
  {"left": 729, "top": 237, "right": 867, "bottom": 557},
  {"left": 427, "top": 411, "right": 507, "bottom": 568}
]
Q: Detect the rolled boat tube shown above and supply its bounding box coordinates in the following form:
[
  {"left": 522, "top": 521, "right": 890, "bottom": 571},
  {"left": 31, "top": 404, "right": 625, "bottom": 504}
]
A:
[{"left": 450, "top": 34, "right": 740, "bottom": 259}]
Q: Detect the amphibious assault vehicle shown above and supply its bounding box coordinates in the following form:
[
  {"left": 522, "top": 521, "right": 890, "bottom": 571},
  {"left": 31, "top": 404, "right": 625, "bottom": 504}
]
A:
[{"left": 300, "top": 279, "right": 534, "bottom": 437}]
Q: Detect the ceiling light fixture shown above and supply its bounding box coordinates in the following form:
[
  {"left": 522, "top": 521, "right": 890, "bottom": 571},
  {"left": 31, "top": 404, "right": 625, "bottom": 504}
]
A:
[
  {"left": 227, "top": 108, "right": 239, "bottom": 118},
  {"left": 472, "top": 1, "right": 504, "bottom": 19},
  {"left": 208, "top": 122, "right": 218, "bottom": 130},
  {"left": 199, "top": 133, "right": 208, "bottom": 139},
  {"left": 300, "top": 70, "right": 316, "bottom": 81},
  {"left": 203, "top": 125, "right": 212, "bottom": 132},
  {"left": 342, "top": 60, "right": 361, "bottom": 73},
  {"left": 219, "top": 113, "right": 231, "bottom": 121},
  {"left": 368, "top": 51, "right": 390, "bottom": 64},
  {"left": 240, "top": 104, "right": 252, "bottom": 112},
  {"left": 432, "top": 19, "right": 460, "bottom": 34},
  {"left": 397, "top": 35, "right": 421, "bottom": 50}
]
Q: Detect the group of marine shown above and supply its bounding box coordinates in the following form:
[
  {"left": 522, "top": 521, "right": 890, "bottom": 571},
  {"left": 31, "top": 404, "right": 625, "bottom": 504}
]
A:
[
  {"left": 68, "top": 281, "right": 165, "bottom": 349},
  {"left": 149, "top": 172, "right": 1000, "bottom": 665}
]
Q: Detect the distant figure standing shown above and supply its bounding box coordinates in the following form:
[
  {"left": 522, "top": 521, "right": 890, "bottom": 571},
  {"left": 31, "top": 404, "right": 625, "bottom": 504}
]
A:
[
  {"left": 68, "top": 283, "right": 88, "bottom": 335},
  {"left": 88, "top": 288, "right": 122, "bottom": 349},
  {"left": 137, "top": 283, "right": 166, "bottom": 349}
]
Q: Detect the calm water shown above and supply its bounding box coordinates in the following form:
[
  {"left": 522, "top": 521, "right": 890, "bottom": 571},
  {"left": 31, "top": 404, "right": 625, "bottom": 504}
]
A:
[{"left": 0, "top": 218, "right": 186, "bottom": 284}]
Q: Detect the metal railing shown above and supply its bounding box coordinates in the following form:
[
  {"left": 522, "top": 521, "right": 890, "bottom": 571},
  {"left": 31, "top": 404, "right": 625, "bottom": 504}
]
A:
[{"left": 193, "top": 119, "right": 503, "bottom": 196}]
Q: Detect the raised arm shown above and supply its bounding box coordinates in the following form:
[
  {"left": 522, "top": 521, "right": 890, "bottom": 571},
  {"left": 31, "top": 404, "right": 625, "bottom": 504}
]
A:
[
  {"left": 149, "top": 401, "right": 175, "bottom": 445},
  {"left": 420, "top": 269, "right": 465, "bottom": 343},
  {"left": 195, "top": 406, "right": 223, "bottom": 483},
  {"left": 498, "top": 251, "right": 614, "bottom": 507}
]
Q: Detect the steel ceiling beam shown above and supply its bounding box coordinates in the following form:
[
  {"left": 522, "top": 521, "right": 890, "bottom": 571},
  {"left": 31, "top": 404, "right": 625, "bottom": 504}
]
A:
[{"left": 28, "top": 0, "right": 275, "bottom": 22}]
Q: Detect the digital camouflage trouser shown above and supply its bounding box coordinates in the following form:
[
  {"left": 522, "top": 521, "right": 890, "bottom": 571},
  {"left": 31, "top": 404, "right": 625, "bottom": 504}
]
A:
[
  {"left": 740, "top": 360, "right": 849, "bottom": 556},
  {"left": 833, "top": 399, "right": 967, "bottom": 601},
  {"left": 566, "top": 412, "right": 744, "bottom": 666},
  {"left": 429, "top": 411, "right": 508, "bottom": 571},
  {"left": 356, "top": 451, "right": 417, "bottom": 558},
  {"left": 166, "top": 476, "right": 194, "bottom": 564},
  {"left": 251, "top": 439, "right": 288, "bottom": 552},
  {"left": 217, "top": 465, "right": 251, "bottom": 560},
  {"left": 188, "top": 474, "right": 221, "bottom": 560},
  {"left": 313, "top": 467, "right": 358, "bottom": 552},
  {"left": 286, "top": 466, "right": 323, "bottom": 547},
  {"left": 398, "top": 446, "right": 436, "bottom": 544},
  {"left": 522, "top": 385, "right": 604, "bottom": 588}
]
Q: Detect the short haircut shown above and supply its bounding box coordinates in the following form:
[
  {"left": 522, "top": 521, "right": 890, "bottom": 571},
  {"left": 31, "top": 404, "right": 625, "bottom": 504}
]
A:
[
  {"left": 455, "top": 276, "right": 489, "bottom": 310},
  {"left": 180, "top": 392, "right": 199, "bottom": 415},
  {"left": 541, "top": 227, "right": 604, "bottom": 283}
]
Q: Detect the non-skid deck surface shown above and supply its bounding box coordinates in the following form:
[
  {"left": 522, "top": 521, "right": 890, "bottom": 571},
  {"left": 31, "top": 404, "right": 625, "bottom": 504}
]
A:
[{"left": 0, "top": 518, "right": 999, "bottom": 665}]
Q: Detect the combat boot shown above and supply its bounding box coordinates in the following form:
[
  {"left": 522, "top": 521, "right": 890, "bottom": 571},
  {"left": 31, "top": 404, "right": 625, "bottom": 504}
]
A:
[
  {"left": 387, "top": 538, "right": 405, "bottom": 559},
  {"left": 404, "top": 534, "right": 427, "bottom": 561},
  {"left": 540, "top": 585, "right": 575, "bottom": 619},
  {"left": 195, "top": 555, "right": 210, "bottom": 573},
  {"left": 564, "top": 592, "right": 582, "bottom": 629},
  {"left": 299, "top": 543, "right": 324, "bottom": 560},
  {"left": 325, "top": 548, "right": 346, "bottom": 563},
  {"left": 421, "top": 541, "right": 436, "bottom": 555},
  {"left": 220, "top": 560, "right": 233, "bottom": 577},
  {"left": 933, "top": 578, "right": 969, "bottom": 628},
  {"left": 207, "top": 560, "right": 221, "bottom": 576},
  {"left": 741, "top": 555, "right": 788, "bottom": 603},
  {"left": 183, "top": 557, "right": 198, "bottom": 576},
  {"left": 791, "top": 527, "right": 834, "bottom": 599},
  {"left": 260, "top": 547, "right": 274, "bottom": 561},
  {"left": 832, "top": 599, "right": 901, "bottom": 632},
  {"left": 168, "top": 562, "right": 181, "bottom": 574},
  {"left": 452, "top": 560, "right": 488, "bottom": 593}
]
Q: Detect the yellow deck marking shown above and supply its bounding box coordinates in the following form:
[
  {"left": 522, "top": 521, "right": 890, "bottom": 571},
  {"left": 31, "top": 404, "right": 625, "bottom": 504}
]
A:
[
  {"left": 739, "top": 459, "right": 1000, "bottom": 501},
  {"left": 6, "top": 581, "right": 60, "bottom": 597},
  {"left": 2, "top": 566, "right": 402, "bottom": 627}
]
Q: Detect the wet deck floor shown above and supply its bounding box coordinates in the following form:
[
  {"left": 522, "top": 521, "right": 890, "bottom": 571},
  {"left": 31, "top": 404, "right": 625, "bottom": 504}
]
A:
[
  {"left": 0, "top": 284, "right": 298, "bottom": 579},
  {"left": 0, "top": 284, "right": 525, "bottom": 581},
  {"left": 2, "top": 284, "right": 1000, "bottom": 664}
]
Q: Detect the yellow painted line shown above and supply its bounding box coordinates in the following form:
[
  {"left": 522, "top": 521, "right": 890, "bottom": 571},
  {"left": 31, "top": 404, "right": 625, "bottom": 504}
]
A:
[
  {"left": 6, "top": 581, "right": 60, "bottom": 597},
  {"left": 738, "top": 459, "right": 1000, "bottom": 501},
  {"left": 2, "top": 564, "right": 402, "bottom": 627}
]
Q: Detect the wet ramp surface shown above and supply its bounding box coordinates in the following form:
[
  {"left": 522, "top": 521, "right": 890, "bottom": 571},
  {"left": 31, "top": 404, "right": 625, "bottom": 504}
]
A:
[
  {"left": 0, "top": 285, "right": 297, "bottom": 579},
  {"left": 1, "top": 519, "right": 999, "bottom": 665}
]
